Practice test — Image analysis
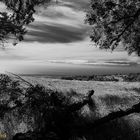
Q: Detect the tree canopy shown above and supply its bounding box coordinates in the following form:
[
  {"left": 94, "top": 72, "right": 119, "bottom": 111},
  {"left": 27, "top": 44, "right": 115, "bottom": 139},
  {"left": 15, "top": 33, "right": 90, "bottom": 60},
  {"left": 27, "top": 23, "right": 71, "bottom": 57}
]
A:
[
  {"left": 0, "top": 0, "right": 50, "bottom": 45},
  {"left": 86, "top": 0, "right": 140, "bottom": 56}
]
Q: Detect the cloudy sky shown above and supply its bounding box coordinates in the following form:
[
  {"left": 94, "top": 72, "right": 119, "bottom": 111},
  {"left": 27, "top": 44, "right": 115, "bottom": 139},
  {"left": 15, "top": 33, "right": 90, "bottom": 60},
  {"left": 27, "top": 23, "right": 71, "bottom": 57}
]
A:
[{"left": 0, "top": 0, "right": 140, "bottom": 75}]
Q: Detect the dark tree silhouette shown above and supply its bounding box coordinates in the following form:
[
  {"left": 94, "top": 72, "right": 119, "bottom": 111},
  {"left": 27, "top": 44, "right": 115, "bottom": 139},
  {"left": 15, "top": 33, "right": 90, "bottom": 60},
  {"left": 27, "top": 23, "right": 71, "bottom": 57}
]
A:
[
  {"left": 86, "top": 0, "right": 140, "bottom": 55},
  {"left": 0, "top": 0, "right": 51, "bottom": 45}
]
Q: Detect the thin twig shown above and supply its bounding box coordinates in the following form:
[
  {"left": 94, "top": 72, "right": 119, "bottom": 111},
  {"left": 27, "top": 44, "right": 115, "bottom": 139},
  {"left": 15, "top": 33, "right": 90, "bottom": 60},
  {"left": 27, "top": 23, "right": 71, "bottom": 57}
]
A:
[{"left": 7, "top": 72, "right": 34, "bottom": 87}]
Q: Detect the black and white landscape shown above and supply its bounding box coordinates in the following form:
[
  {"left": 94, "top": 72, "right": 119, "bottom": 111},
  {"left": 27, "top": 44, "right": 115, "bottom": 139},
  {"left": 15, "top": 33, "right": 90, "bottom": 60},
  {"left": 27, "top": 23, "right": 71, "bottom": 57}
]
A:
[{"left": 0, "top": 0, "right": 140, "bottom": 140}]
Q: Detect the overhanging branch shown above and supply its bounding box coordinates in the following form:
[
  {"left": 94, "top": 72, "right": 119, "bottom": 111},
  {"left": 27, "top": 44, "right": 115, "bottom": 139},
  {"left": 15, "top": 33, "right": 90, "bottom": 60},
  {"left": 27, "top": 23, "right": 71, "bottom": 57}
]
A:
[
  {"left": 73, "top": 97, "right": 140, "bottom": 133},
  {"left": 109, "top": 8, "right": 140, "bottom": 49}
]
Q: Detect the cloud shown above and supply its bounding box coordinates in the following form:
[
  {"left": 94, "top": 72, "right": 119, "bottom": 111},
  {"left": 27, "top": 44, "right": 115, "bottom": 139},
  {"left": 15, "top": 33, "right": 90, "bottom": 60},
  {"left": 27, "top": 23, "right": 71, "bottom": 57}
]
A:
[
  {"left": 25, "top": 22, "right": 88, "bottom": 43},
  {"left": 0, "top": 39, "right": 140, "bottom": 74},
  {"left": 36, "top": 0, "right": 90, "bottom": 16},
  {"left": 5, "top": 38, "right": 133, "bottom": 63},
  {"left": 0, "top": 48, "right": 28, "bottom": 60},
  {"left": 47, "top": 59, "right": 139, "bottom": 66},
  {"left": 56, "top": 0, "right": 90, "bottom": 10},
  {"left": 24, "top": 0, "right": 90, "bottom": 43}
]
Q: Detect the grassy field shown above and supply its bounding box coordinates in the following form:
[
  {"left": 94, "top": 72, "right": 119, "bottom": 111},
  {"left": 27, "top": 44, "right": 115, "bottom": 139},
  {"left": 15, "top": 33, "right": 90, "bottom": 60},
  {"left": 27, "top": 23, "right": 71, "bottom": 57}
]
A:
[
  {"left": 22, "top": 76, "right": 140, "bottom": 139},
  {"left": 1, "top": 74, "right": 140, "bottom": 140},
  {"left": 21, "top": 76, "right": 140, "bottom": 119},
  {"left": 22, "top": 76, "right": 140, "bottom": 95}
]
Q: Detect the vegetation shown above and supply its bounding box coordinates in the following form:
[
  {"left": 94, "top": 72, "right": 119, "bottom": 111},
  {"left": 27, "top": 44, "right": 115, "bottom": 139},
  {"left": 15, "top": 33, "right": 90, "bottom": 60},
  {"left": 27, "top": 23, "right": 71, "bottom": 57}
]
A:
[
  {"left": 61, "top": 73, "right": 140, "bottom": 82},
  {"left": 86, "top": 0, "right": 140, "bottom": 55},
  {"left": 62, "top": 75, "right": 119, "bottom": 81},
  {"left": 0, "top": 74, "right": 94, "bottom": 140},
  {"left": 0, "top": 74, "right": 140, "bottom": 140}
]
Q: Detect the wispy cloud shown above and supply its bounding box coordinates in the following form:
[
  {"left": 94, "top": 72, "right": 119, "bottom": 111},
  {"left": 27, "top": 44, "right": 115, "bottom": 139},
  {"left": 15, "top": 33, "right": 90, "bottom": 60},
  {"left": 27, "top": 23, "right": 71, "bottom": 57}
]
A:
[
  {"left": 25, "top": 1, "right": 90, "bottom": 43},
  {"left": 25, "top": 22, "right": 88, "bottom": 43},
  {"left": 47, "top": 59, "right": 139, "bottom": 66}
]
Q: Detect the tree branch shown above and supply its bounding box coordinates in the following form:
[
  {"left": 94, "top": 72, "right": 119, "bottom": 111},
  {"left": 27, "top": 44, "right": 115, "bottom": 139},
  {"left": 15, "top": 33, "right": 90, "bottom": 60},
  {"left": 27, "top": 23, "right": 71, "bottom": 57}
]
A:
[
  {"left": 109, "top": 8, "right": 140, "bottom": 49},
  {"left": 72, "top": 98, "right": 140, "bottom": 133},
  {"left": 7, "top": 72, "right": 34, "bottom": 87}
]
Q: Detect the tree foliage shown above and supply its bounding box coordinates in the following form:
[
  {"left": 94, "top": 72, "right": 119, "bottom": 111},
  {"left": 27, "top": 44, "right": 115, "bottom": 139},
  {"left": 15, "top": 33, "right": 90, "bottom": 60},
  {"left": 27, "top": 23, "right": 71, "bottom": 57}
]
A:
[
  {"left": 0, "top": 0, "right": 50, "bottom": 45},
  {"left": 86, "top": 0, "right": 140, "bottom": 55}
]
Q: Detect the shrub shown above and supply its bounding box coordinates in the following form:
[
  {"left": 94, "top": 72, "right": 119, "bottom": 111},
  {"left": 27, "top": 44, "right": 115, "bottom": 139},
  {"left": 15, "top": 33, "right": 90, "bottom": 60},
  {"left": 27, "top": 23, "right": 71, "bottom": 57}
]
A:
[{"left": 0, "top": 74, "right": 91, "bottom": 140}]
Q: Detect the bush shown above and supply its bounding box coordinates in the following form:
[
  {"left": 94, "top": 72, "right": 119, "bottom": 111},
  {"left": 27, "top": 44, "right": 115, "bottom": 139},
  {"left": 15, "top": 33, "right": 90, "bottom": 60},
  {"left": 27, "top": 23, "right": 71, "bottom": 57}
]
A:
[
  {"left": 0, "top": 74, "right": 23, "bottom": 117},
  {"left": 0, "top": 74, "right": 91, "bottom": 140}
]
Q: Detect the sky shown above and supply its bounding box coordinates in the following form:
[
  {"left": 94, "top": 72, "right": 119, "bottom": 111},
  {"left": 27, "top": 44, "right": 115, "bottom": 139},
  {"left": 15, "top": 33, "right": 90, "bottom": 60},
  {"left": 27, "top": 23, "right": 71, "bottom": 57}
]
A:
[{"left": 0, "top": 0, "right": 140, "bottom": 75}]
